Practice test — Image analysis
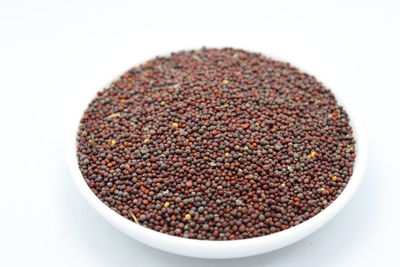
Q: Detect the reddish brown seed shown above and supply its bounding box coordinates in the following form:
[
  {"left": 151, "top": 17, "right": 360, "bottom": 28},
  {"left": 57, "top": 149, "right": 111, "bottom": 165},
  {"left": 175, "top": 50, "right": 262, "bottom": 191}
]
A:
[{"left": 77, "top": 48, "right": 356, "bottom": 241}]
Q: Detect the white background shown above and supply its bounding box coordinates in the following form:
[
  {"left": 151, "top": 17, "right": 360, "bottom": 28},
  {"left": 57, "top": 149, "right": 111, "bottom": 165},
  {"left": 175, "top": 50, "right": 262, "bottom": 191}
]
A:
[{"left": 1, "top": 0, "right": 399, "bottom": 266}]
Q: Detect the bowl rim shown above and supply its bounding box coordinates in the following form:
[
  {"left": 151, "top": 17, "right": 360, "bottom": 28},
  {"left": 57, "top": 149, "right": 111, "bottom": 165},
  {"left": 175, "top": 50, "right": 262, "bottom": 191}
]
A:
[{"left": 66, "top": 49, "right": 367, "bottom": 259}]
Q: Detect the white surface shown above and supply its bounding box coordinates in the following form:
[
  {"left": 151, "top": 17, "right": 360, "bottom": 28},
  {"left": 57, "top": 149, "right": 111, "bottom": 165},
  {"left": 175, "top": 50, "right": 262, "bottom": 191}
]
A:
[
  {"left": 0, "top": 0, "right": 399, "bottom": 266},
  {"left": 66, "top": 55, "right": 368, "bottom": 259}
]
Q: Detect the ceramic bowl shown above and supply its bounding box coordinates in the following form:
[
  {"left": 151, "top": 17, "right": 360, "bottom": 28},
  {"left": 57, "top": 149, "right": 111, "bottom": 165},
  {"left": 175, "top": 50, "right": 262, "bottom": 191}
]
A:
[{"left": 67, "top": 53, "right": 367, "bottom": 259}]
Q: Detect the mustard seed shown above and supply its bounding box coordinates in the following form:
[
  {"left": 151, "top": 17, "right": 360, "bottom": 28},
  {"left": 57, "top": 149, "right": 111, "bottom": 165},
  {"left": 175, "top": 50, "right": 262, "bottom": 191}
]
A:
[{"left": 77, "top": 48, "right": 356, "bottom": 240}]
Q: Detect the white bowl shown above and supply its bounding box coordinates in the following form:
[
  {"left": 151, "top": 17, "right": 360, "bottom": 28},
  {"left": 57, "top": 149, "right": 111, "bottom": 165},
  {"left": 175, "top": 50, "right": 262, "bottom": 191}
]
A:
[{"left": 66, "top": 54, "right": 367, "bottom": 259}]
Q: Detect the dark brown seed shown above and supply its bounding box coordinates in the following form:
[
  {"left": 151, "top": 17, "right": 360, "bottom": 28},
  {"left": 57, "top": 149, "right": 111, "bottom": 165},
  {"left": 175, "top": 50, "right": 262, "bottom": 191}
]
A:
[{"left": 77, "top": 48, "right": 356, "bottom": 241}]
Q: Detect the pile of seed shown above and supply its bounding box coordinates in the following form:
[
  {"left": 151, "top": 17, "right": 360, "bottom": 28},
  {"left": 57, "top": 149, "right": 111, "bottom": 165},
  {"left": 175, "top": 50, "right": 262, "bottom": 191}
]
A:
[{"left": 77, "top": 48, "right": 356, "bottom": 240}]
